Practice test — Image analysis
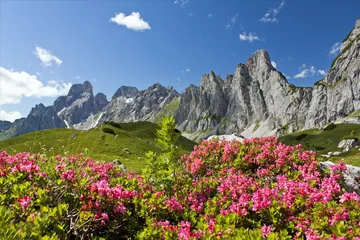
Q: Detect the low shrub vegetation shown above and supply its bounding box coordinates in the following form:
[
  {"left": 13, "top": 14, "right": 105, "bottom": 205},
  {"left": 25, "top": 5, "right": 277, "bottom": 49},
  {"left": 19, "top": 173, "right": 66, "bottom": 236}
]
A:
[
  {"left": 1, "top": 117, "right": 360, "bottom": 239},
  {"left": 102, "top": 127, "right": 116, "bottom": 135},
  {"left": 324, "top": 123, "right": 336, "bottom": 131}
]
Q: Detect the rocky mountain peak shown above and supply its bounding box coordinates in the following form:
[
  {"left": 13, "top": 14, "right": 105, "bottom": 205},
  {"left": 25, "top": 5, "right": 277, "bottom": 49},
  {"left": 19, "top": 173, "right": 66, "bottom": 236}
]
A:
[
  {"left": 0, "top": 120, "right": 12, "bottom": 130},
  {"left": 101, "top": 82, "right": 179, "bottom": 124},
  {"left": 67, "top": 84, "right": 83, "bottom": 99},
  {"left": 200, "top": 71, "right": 223, "bottom": 91},
  {"left": 246, "top": 49, "right": 274, "bottom": 75},
  {"left": 341, "top": 18, "right": 360, "bottom": 52},
  {"left": 112, "top": 86, "right": 139, "bottom": 100},
  {"left": 94, "top": 93, "right": 109, "bottom": 112},
  {"left": 30, "top": 103, "right": 46, "bottom": 116},
  {"left": 234, "top": 63, "right": 250, "bottom": 78},
  {"left": 82, "top": 81, "right": 93, "bottom": 94}
]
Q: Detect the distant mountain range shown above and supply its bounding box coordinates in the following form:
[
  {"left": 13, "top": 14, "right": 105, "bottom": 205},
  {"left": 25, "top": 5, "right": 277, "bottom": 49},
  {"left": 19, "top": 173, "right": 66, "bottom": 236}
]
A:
[{"left": 1, "top": 18, "right": 359, "bottom": 141}]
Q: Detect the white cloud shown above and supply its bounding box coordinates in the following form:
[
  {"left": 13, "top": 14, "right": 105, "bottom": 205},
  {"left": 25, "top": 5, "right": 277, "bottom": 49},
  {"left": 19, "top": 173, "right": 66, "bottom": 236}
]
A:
[
  {"left": 34, "top": 46, "right": 62, "bottom": 66},
  {"left": 310, "top": 66, "right": 316, "bottom": 75},
  {"left": 318, "top": 70, "right": 327, "bottom": 76},
  {"left": 224, "top": 14, "right": 238, "bottom": 30},
  {"left": 0, "top": 109, "right": 23, "bottom": 122},
  {"left": 76, "top": 76, "right": 80, "bottom": 79},
  {"left": 329, "top": 42, "right": 341, "bottom": 55},
  {"left": 174, "top": 0, "right": 190, "bottom": 8},
  {"left": 188, "top": 13, "right": 194, "bottom": 17},
  {"left": 110, "top": 12, "right": 151, "bottom": 31},
  {"left": 293, "top": 64, "right": 317, "bottom": 79},
  {"left": 185, "top": 68, "right": 190, "bottom": 72},
  {"left": 176, "top": 77, "right": 181, "bottom": 82},
  {"left": 284, "top": 74, "right": 291, "bottom": 79},
  {"left": 0, "top": 66, "right": 72, "bottom": 105},
  {"left": 271, "top": 61, "right": 277, "bottom": 68},
  {"left": 239, "top": 32, "right": 260, "bottom": 42},
  {"left": 294, "top": 69, "right": 309, "bottom": 79},
  {"left": 260, "top": 0, "right": 285, "bottom": 23},
  {"left": 0, "top": 110, "right": 23, "bottom": 122},
  {"left": 208, "top": 13, "right": 213, "bottom": 18}
]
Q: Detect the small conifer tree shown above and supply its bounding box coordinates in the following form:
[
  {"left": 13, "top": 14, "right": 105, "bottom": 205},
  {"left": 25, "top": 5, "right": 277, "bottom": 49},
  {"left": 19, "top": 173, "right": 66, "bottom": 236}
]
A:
[{"left": 142, "top": 116, "right": 180, "bottom": 193}]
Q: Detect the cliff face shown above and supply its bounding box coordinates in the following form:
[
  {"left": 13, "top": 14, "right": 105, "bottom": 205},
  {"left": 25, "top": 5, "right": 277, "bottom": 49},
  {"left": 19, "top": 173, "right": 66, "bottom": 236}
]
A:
[
  {"left": 306, "top": 18, "right": 360, "bottom": 128},
  {"left": 176, "top": 49, "right": 313, "bottom": 139},
  {"left": 12, "top": 104, "right": 65, "bottom": 136},
  {"left": 176, "top": 18, "right": 360, "bottom": 139},
  {"left": 101, "top": 83, "right": 179, "bottom": 123}
]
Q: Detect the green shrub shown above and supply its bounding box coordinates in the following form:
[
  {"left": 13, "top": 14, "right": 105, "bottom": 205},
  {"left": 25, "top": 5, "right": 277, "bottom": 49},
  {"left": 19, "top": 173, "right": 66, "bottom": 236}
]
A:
[
  {"left": 253, "top": 120, "right": 260, "bottom": 133},
  {"left": 295, "top": 133, "right": 307, "bottom": 141},
  {"left": 102, "top": 127, "right": 115, "bottom": 135},
  {"left": 314, "top": 146, "right": 325, "bottom": 151},
  {"left": 324, "top": 122, "right": 336, "bottom": 131},
  {"left": 103, "top": 121, "right": 122, "bottom": 129}
]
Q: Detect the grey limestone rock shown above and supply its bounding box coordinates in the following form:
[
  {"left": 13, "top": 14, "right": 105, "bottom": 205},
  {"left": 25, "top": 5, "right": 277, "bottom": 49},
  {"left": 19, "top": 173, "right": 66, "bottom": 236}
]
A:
[
  {"left": 101, "top": 83, "right": 179, "bottom": 123},
  {"left": 112, "top": 86, "right": 139, "bottom": 100},
  {"left": 320, "top": 161, "right": 360, "bottom": 194},
  {"left": 338, "top": 139, "right": 359, "bottom": 152}
]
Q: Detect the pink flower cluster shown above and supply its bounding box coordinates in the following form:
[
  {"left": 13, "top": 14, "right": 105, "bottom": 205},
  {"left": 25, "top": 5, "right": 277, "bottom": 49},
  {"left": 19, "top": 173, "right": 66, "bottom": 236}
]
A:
[
  {"left": 1, "top": 135, "right": 360, "bottom": 239},
  {"left": 17, "top": 196, "right": 32, "bottom": 210}
]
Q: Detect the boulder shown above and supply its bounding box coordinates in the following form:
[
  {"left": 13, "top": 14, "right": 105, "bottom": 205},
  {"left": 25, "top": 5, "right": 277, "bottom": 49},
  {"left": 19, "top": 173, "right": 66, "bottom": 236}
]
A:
[
  {"left": 320, "top": 161, "right": 360, "bottom": 194},
  {"left": 338, "top": 139, "right": 359, "bottom": 152}
]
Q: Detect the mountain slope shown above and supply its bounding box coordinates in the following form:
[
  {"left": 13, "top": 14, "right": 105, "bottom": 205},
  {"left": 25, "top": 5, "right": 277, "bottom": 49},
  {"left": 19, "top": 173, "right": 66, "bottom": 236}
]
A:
[
  {"left": 0, "top": 121, "right": 196, "bottom": 172},
  {"left": 177, "top": 18, "right": 360, "bottom": 140}
]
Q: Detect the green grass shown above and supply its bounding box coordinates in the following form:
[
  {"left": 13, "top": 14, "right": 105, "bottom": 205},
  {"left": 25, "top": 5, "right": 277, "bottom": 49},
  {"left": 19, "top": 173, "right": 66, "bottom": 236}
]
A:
[
  {"left": 288, "top": 84, "right": 298, "bottom": 93},
  {"left": 345, "top": 110, "right": 360, "bottom": 119},
  {"left": 252, "top": 120, "right": 260, "bottom": 133},
  {"left": 153, "top": 97, "right": 181, "bottom": 122},
  {"left": 0, "top": 121, "right": 196, "bottom": 172},
  {"left": 314, "top": 78, "right": 326, "bottom": 87},
  {"left": 279, "top": 123, "right": 360, "bottom": 166}
]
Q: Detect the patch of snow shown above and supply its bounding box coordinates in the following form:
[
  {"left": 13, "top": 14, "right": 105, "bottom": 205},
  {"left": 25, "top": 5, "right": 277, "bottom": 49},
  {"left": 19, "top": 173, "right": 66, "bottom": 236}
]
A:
[
  {"left": 125, "top": 98, "right": 134, "bottom": 103},
  {"left": 72, "top": 112, "right": 104, "bottom": 131},
  {"left": 57, "top": 107, "right": 66, "bottom": 116},
  {"left": 92, "top": 112, "right": 103, "bottom": 128},
  {"left": 64, "top": 120, "right": 70, "bottom": 128}
]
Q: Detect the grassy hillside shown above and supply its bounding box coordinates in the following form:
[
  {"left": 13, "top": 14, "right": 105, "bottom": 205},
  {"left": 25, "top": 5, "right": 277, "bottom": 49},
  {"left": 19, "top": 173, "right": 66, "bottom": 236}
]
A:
[
  {"left": 279, "top": 123, "right": 360, "bottom": 166},
  {"left": 0, "top": 121, "right": 196, "bottom": 172},
  {"left": 152, "top": 97, "right": 180, "bottom": 122}
]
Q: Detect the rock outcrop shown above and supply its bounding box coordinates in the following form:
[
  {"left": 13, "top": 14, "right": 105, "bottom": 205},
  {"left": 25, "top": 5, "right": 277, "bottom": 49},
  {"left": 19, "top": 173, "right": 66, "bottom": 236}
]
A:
[
  {"left": 112, "top": 86, "right": 139, "bottom": 100},
  {"left": 12, "top": 104, "right": 65, "bottom": 136},
  {"left": 177, "top": 18, "right": 360, "bottom": 140},
  {"left": 94, "top": 93, "right": 109, "bottom": 112},
  {"left": 338, "top": 139, "right": 359, "bottom": 152},
  {"left": 0, "top": 121, "right": 11, "bottom": 131},
  {"left": 101, "top": 83, "right": 179, "bottom": 123},
  {"left": 177, "top": 49, "right": 313, "bottom": 139},
  {"left": 56, "top": 81, "right": 95, "bottom": 125},
  {"left": 306, "top": 19, "right": 360, "bottom": 128},
  {"left": 320, "top": 161, "right": 360, "bottom": 194}
]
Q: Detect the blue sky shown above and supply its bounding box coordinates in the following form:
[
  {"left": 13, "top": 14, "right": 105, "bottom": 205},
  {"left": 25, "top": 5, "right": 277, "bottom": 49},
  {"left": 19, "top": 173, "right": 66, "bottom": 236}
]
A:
[{"left": 0, "top": 0, "right": 359, "bottom": 122}]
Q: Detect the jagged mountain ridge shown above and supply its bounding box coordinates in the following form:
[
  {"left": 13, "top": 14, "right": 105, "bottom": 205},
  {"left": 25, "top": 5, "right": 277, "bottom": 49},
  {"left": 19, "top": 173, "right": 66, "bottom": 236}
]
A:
[{"left": 1, "top": 18, "right": 359, "bottom": 140}]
